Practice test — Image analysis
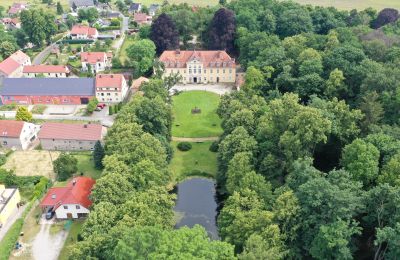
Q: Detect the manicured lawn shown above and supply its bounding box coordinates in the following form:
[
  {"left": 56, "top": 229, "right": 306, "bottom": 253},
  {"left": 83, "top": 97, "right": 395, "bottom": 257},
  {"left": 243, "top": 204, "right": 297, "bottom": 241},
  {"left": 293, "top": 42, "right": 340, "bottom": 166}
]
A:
[
  {"left": 73, "top": 152, "right": 102, "bottom": 179},
  {"left": 172, "top": 91, "right": 222, "bottom": 138},
  {"left": 119, "top": 36, "right": 136, "bottom": 66},
  {"left": 281, "top": 0, "right": 400, "bottom": 10},
  {"left": 58, "top": 221, "right": 84, "bottom": 260},
  {"left": 169, "top": 141, "right": 217, "bottom": 181}
]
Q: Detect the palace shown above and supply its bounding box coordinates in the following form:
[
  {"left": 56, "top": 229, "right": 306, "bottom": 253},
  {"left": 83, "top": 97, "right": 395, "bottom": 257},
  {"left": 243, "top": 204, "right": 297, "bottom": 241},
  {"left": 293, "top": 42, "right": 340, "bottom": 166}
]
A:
[{"left": 159, "top": 50, "right": 236, "bottom": 84}]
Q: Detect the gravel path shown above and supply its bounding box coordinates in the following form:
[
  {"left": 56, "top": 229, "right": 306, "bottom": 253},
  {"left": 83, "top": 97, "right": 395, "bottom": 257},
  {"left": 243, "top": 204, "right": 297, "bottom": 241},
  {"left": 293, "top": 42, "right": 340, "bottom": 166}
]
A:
[
  {"left": 32, "top": 223, "right": 68, "bottom": 260},
  {"left": 172, "top": 137, "right": 219, "bottom": 142}
]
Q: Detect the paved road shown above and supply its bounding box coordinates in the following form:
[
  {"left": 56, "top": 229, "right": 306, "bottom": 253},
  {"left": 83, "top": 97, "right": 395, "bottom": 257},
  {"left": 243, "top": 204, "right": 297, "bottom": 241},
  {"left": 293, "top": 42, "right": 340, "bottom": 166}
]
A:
[
  {"left": 172, "top": 137, "right": 219, "bottom": 142},
  {"left": 112, "top": 16, "right": 129, "bottom": 51},
  {"left": 170, "top": 84, "right": 234, "bottom": 96},
  {"left": 0, "top": 205, "right": 27, "bottom": 242},
  {"left": 32, "top": 43, "right": 57, "bottom": 65},
  {"left": 122, "top": 16, "right": 129, "bottom": 32}
]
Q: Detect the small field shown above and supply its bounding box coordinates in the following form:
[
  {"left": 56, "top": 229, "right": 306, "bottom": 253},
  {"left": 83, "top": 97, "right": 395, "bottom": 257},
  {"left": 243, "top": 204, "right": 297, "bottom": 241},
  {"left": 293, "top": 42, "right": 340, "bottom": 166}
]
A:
[
  {"left": 172, "top": 91, "right": 222, "bottom": 138},
  {"left": 2, "top": 151, "right": 60, "bottom": 180},
  {"left": 283, "top": 0, "right": 400, "bottom": 10},
  {"left": 169, "top": 141, "right": 217, "bottom": 181}
]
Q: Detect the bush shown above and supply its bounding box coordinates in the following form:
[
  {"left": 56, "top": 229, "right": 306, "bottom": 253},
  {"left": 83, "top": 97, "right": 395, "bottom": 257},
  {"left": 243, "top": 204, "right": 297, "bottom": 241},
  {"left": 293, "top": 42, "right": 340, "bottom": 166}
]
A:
[
  {"left": 53, "top": 153, "right": 78, "bottom": 181},
  {"left": 0, "top": 154, "right": 6, "bottom": 166},
  {"left": 108, "top": 105, "right": 114, "bottom": 115},
  {"left": 209, "top": 141, "right": 219, "bottom": 152},
  {"left": 177, "top": 142, "right": 192, "bottom": 151},
  {"left": 62, "top": 39, "right": 94, "bottom": 44},
  {"left": 86, "top": 98, "right": 99, "bottom": 115},
  {"left": 0, "top": 219, "right": 24, "bottom": 259}
]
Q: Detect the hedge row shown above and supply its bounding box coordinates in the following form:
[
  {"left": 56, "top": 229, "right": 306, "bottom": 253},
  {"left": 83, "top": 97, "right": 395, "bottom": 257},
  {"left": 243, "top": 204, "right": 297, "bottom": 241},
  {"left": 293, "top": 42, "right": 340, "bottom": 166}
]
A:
[
  {"left": 98, "top": 26, "right": 121, "bottom": 31},
  {"left": 62, "top": 39, "right": 94, "bottom": 44}
]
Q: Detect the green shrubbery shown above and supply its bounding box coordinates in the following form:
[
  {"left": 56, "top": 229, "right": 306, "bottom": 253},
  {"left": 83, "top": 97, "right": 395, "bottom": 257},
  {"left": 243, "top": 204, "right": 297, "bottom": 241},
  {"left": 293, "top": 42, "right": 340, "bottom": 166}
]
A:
[
  {"left": 177, "top": 142, "right": 192, "bottom": 151},
  {"left": 209, "top": 141, "right": 219, "bottom": 152},
  {"left": 53, "top": 153, "right": 78, "bottom": 181},
  {"left": 86, "top": 98, "right": 99, "bottom": 115}
]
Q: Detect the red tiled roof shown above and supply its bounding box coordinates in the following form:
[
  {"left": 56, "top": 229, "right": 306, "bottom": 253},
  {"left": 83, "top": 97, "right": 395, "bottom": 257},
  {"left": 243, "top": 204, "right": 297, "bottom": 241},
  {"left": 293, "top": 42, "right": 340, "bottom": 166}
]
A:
[
  {"left": 0, "top": 57, "right": 21, "bottom": 76},
  {"left": 134, "top": 13, "right": 150, "bottom": 23},
  {"left": 159, "top": 50, "right": 235, "bottom": 68},
  {"left": 70, "top": 25, "right": 98, "bottom": 37},
  {"left": 23, "top": 65, "right": 70, "bottom": 74},
  {"left": 38, "top": 123, "right": 103, "bottom": 141},
  {"left": 131, "top": 76, "right": 149, "bottom": 90},
  {"left": 40, "top": 177, "right": 96, "bottom": 210},
  {"left": 9, "top": 50, "right": 30, "bottom": 65},
  {"left": 80, "top": 52, "right": 107, "bottom": 64},
  {"left": 0, "top": 120, "right": 24, "bottom": 138},
  {"left": 96, "top": 74, "right": 124, "bottom": 89}
]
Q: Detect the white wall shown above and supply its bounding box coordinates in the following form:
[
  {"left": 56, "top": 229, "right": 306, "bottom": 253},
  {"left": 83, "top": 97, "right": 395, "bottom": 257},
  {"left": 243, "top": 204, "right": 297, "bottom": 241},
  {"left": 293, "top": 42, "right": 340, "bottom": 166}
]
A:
[
  {"left": 55, "top": 204, "right": 90, "bottom": 219},
  {"left": 19, "top": 122, "right": 40, "bottom": 150}
]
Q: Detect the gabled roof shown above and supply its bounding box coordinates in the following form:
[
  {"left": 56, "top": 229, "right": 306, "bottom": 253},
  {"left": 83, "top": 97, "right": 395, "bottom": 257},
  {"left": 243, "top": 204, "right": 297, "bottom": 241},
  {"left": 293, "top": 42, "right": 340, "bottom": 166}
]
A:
[
  {"left": 149, "top": 4, "right": 159, "bottom": 12},
  {"left": 81, "top": 52, "right": 108, "bottom": 64},
  {"left": 38, "top": 122, "right": 103, "bottom": 141},
  {"left": 0, "top": 120, "right": 25, "bottom": 138},
  {"left": 23, "top": 65, "right": 70, "bottom": 74},
  {"left": 159, "top": 50, "right": 236, "bottom": 68},
  {"left": 9, "top": 50, "right": 30, "bottom": 65},
  {"left": 69, "top": 0, "right": 95, "bottom": 7},
  {"left": 0, "top": 57, "right": 21, "bottom": 76},
  {"left": 131, "top": 76, "right": 149, "bottom": 90},
  {"left": 1, "top": 78, "right": 95, "bottom": 96},
  {"left": 129, "top": 3, "right": 142, "bottom": 12},
  {"left": 70, "top": 25, "right": 98, "bottom": 37},
  {"left": 134, "top": 13, "right": 150, "bottom": 23},
  {"left": 96, "top": 74, "right": 124, "bottom": 89},
  {"left": 40, "top": 177, "right": 96, "bottom": 210}
]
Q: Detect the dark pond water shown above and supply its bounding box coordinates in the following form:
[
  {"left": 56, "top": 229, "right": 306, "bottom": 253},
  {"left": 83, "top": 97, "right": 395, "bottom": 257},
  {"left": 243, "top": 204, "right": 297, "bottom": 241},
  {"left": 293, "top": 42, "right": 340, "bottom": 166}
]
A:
[{"left": 174, "top": 177, "right": 219, "bottom": 240}]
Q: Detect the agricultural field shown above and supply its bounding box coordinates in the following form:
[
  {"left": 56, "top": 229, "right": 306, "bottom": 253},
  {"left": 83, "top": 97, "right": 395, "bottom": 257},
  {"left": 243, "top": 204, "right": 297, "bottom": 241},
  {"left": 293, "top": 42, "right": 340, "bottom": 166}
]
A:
[
  {"left": 284, "top": 0, "right": 400, "bottom": 10},
  {"left": 0, "top": 0, "right": 70, "bottom": 11},
  {"left": 2, "top": 151, "right": 60, "bottom": 180}
]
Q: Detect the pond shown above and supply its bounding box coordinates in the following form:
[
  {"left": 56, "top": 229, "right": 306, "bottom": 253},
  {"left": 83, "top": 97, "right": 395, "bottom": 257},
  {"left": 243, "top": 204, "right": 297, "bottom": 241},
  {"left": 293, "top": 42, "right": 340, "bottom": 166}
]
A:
[{"left": 174, "top": 177, "right": 219, "bottom": 240}]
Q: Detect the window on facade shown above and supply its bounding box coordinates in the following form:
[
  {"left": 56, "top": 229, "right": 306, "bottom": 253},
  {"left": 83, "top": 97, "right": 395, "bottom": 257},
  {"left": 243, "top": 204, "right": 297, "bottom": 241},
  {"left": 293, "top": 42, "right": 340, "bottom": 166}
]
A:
[
  {"left": 189, "top": 69, "right": 192, "bottom": 73},
  {"left": 101, "top": 93, "right": 104, "bottom": 96},
  {"left": 210, "top": 69, "right": 213, "bottom": 73},
  {"left": 115, "top": 93, "right": 118, "bottom": 96},
  {"left": 76, "top": 205, "right": 80, "bottom": 209},
  {"left": 229, "top": 69, "right": 232, "bottom": 73},
  {"left": 217, "top": 69, "right": 219, "bottom": 73},
  {"left": 223, "top": 69, "right": 225, "bottom": 73},
  {"left": 107, "top": 93, "right": 111, "bottom": 96},
  {"left": 63, "top": 205, "right": 68, "bottom": 209},
  {"left": 3, "top": 141, "right": 7, "bottom": 145},
  {"left": 199, "top": 69, "right": 202, "bottom": 74}
]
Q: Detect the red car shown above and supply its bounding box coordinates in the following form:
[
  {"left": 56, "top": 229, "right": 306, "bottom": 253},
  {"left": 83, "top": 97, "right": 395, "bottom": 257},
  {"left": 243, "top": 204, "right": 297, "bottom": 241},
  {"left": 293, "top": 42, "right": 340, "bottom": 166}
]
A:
[{"left": 97, "top": 104, "right": 106, "bottom": 109}]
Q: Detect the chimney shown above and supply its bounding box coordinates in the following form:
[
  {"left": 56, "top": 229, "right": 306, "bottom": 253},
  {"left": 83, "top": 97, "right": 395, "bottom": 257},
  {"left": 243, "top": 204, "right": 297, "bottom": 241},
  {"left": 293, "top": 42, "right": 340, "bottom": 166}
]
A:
[
  {"left": 84, "top": 124, "right": 88, "bottom": 128},
  {"left": 72, "top": 179, "right": 77, "bottom": 186},
  {"left": 175, "top": 49, "right": 180, "bottom": 55}
]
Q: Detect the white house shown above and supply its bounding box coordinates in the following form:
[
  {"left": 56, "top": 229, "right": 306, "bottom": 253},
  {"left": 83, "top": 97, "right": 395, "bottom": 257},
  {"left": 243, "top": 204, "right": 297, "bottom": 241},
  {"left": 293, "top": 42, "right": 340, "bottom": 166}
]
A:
[
  {"left": 81, "top": 52, "right": 112, "bottom": 73},
  {"left": 0, "top": 50, "right": 31, "bottom": 79},
  {"left": 23, "top": 65, "right": 70, "bottom": 78},
  {"left": 95, "top": 74, "right": 129, "bottom": 103},
  {"left": 0, "top": 120, "right": 40, "bottom": 150},
  {"left": 40, "top": 177, "right": 95, "bottom": 219},
  {"left": 70, "top": 25, "right": 98, "bottom": 40}
]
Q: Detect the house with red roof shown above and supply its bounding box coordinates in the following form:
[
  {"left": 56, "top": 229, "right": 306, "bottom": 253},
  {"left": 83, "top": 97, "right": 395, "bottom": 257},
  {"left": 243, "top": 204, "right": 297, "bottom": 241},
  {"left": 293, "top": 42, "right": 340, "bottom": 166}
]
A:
[
  {"left": 133, "top": 13, "right": 152, "bottom": 25},
  {"left": 23, "top": 65, "right": 70, "bottom": 78},
  {"left": 81, "top": 52, "right": 112, "bottom": 73},
  {"left": 131, "top": 76, "right": 149, "bottom": 93},
  {"left": 95, "top": 74, "right": 128, "bottom": 103},
  {"left": 159, "top": 50, "right": 236, "bottom": 84},
  {"left": 40, "top": 177, "right": 96, "bottom": 219},
  {"left": 38, "top": 122, "right": 106, "bottom": 151},
  {"left": 70, "top": 24, "right": 98, "bottom": 40},
  {"left": 0, "top": 50, "right": 31, "bottom": 79},
  {"left": 0, "top": 120, "right": 40, "bottom": 150},
  {"left": 8, "top": 3, "right": 28, "bottom": 16},
  {"left": 0, "top": 18, "right": 21, "bottom": 30}
]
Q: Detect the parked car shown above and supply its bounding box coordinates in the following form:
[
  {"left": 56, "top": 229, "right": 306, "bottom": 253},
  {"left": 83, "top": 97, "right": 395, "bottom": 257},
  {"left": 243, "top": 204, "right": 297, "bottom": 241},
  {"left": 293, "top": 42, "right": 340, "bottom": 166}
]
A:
[
  {"left": 45, "top": 207, "right": 55, "bottom": 220},
  {"left": 97, "top": 104, "right": 106, "bottom": 109}
]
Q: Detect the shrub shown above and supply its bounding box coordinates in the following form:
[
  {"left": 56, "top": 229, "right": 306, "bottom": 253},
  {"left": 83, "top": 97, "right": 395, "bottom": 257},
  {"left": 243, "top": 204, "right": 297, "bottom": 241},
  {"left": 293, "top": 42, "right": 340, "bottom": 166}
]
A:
[
  {"left": 177, "top": 142, "right": 192, "bottom": 151},
  {"left": 86, "top": 97, "right": 98, "bottom": 115},
  {"left": 0, "top": 154, "right": 6, "bottom": 166},
  {"left": 53, "top": 153, "right": 78, "bottom": 181},
  {"left": 209, "top": 141, "right": 219, "bottom": 152}
]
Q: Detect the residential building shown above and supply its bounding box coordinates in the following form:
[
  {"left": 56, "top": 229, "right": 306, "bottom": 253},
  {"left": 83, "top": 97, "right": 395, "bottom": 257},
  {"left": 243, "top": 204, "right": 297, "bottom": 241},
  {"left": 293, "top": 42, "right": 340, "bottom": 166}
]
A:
[
  {"left": 38, "top": 122, "right": 106, "bottom": 151},
  {"left": 40, "top": 177, "right": 95, "bottom": 219},
  {"left": 1, "top": 78, "right": 95, "bottom": 105},
  {"left": 0, "top": 51, "right": 31, "bottom": 79},
  {"left": 95, "top": 74, "right": 129, "bottom": 103},
  {"left": 133, "top": 13, "right": 152, "bottom": 25},
  {"left": 69, "top": 0, "right": 95, "bottom": 11},
  {"left": 128, "top": 3, "right": 142, "bottom": 14},
  {"left": 8, "top": 3, "right": 28, "bottom": 16},
  {"left": 0, "top": 18, "right": 21, "bottom": 30},
  {"left": 159, "top": 50, "right": 236, "bottom": 84},
  {"left": 149, "top": 4, "right": 160, "bottom": 16},
  {"left": 0, "top": 184, "right": 21, "bottom": 227},
  {"left": 0, "top": 120, "right": 40, "bottom": 150},
  {"left": 70, "top": 24, "right": 98, "bottom": 40},
  {"left": 23, "top": 65, "right": 70, "bottom": 78},
  {"left": 81, "top": 52, "right": 112, "bottom": 73}
]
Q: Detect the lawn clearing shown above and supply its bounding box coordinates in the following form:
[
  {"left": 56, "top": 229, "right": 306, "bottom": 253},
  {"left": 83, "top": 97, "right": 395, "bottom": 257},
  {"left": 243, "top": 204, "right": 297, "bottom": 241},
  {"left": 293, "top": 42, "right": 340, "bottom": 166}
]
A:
[
  {"left": 172, "top": 91, "right": 222, "bottom": 138},
  {"left": 72, "top": 152, "right": 102, "bottom": 179},
  {"left": 169, "top": 141, "right": 217, "bottom": 181},
  {"left": 283, "top": 0, "right": 400, "bottom": 10},
  {"left": 58, "top": 221, "right": 84, "bottom": 260},
  {"left": 2, "top": 151, "right": 60, "bottom": 180}
]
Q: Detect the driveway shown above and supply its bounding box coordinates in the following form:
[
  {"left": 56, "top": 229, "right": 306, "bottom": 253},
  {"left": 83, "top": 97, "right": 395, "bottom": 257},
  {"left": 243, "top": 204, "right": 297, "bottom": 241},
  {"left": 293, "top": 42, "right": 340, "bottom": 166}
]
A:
[
  {"left": 31, "top": 220, "right": 68, "bottom": 260},
  {"left": 170, "top": 84, "right": 234, "bottom": 96},
  {"left": 0, "top": 205, "right": 27, "bottom": 242}
]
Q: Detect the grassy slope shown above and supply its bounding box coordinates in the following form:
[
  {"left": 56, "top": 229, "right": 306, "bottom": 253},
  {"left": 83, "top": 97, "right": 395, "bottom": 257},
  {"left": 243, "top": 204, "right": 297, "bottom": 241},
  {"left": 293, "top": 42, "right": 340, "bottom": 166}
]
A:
[
  {"left": 172, "top": 91, "right": 222, "bottom": 138},
  {"left": 169, "top": 141, "right": 218, "bottom": 181}
]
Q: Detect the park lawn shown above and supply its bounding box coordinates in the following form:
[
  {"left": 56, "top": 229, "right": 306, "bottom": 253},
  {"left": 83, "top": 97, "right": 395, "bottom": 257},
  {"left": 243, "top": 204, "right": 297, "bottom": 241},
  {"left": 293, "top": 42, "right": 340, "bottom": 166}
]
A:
[
  {"left": 58, "top": 221, "right": 84, "bottom": 260},
  {"left": 172, "top": 91, "right": 223, "bottom": 138},
  {"left": 119, "top": 36, "right": 136, "bottom": 66},
  {"left": 169, "top": 141, "right": 217, "bottom": 181}
]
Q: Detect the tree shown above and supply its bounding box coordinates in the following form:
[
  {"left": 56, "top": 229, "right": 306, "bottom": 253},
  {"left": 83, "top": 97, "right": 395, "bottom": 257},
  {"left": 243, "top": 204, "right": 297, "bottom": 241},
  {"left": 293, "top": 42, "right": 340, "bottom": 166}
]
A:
[
  {"left": 78, "top": 8, "right": 99, "bottom": 23},
  {"left": 86, "top": 97, "right": 98, "bottom": 115},
  {"left": 208, "top": 8, "right": 236, "bottom": 54},
  {"left": 150, "top": 13, "right": 179, "bottom": 55},
  {"left": 372, "top": 8, "right": 399, "bottom": 29},
  {"left": 91, "top": 173, "right": 133, "bottom": 204},
  {"left": 56, "top": 2, "right": 64, "bottom": 15},
  {"left": 127, "top": 39, "right": 156, "bottom": 76},
  {"left": 341, "top": 139, "right": 380, "bottom": 188},
  {"left": 15, "top": 106, "right": 32, "bottom": 122},
  {"left": 325, "top": 68, "right": 347, "bottom": 98},
  {"left": 0, "top": 41, "right": 17, "bottom": 59},
  {"left": 375, "top": 223, "right": 400, "bottom": 260},
  {"left": 53, "top": 153, "right": 78, "bottom": 181},
  {"left": 378, "top": 153, "right": 400, "bottom": 186},
  {"left": 276, "top": 8, "right": 314, "bottom": 37},
  {"left": 359, "top": 91, "right": 384, "bottom": 132},
  {"left": 20, "top": 9, "right": 57, "bottom": 46},
  {"left": 93, "top": 141, "right": 105, "bottom": 169}
]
